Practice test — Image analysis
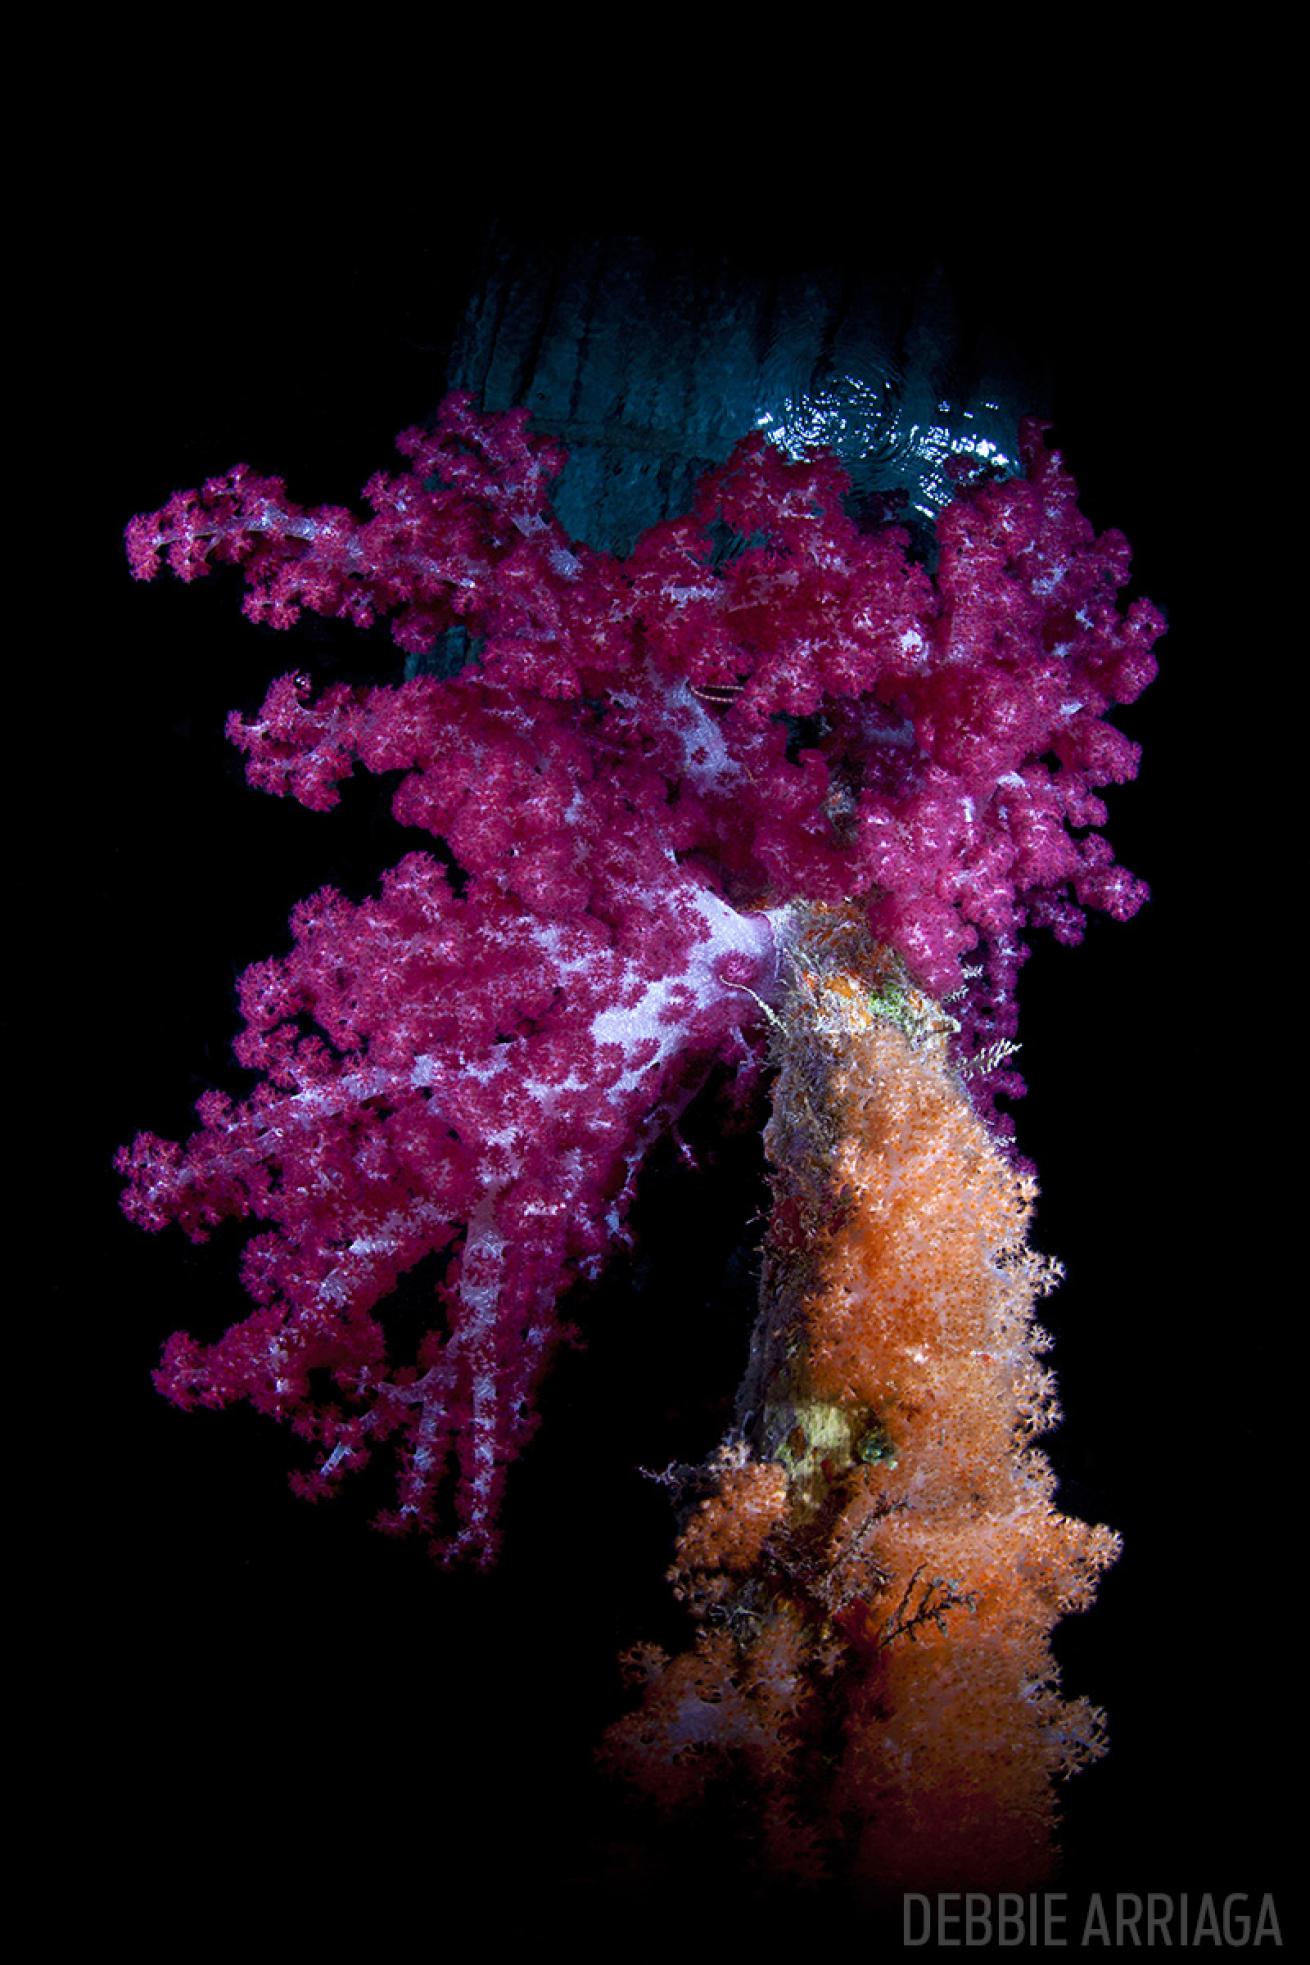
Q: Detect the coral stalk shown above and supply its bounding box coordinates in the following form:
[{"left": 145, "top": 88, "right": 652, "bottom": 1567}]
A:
[{"left": 605, "top": 904, "right": 1119, "bottom": 1890}]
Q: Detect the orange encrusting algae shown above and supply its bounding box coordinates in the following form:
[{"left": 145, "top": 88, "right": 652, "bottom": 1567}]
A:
[{"left": 603, "top": 905, "right": 1119, "bottom": 1892}]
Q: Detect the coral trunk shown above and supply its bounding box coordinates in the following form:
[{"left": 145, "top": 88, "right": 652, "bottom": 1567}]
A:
[{"left": 605, "top": 904, "right": 1119, "bottom": 1892}]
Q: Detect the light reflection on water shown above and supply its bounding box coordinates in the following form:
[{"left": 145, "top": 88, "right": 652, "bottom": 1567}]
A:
[{"left": 756, "top": 380, "right": 1016, "bottom": 521}]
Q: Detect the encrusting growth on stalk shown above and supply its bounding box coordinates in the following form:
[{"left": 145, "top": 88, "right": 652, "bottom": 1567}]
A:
[{"left": 603, "top": 904, "right": 1120, "bottom": 1891}]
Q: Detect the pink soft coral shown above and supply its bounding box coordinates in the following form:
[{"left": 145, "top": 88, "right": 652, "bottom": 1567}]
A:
[{"left": 118, "top": 394, "right": 1161, "bottom": 1561}]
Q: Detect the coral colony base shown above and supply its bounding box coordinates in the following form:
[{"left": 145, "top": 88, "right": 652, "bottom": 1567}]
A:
[
  {"left": 119, "top": 393, "right": 1162, "bottom": 1890},
  {"left": 602, "top": 911, "right": 1119, "bottom": 1888}
]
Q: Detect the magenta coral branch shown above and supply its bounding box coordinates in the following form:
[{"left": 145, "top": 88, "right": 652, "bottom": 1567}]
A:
[
  {"left": 121, "top": 860, "right": 780, "bottom": 1561},
  {"left": 119, "top": 395, "right": 1162, "bottom": 1560}
]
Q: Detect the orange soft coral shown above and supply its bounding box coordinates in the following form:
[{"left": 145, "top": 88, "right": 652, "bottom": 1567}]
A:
[{"left": 604, "top": 905, "right": 1118, "bottom": 1893}]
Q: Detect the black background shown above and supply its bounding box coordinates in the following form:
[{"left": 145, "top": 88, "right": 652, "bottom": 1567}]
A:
[{"left": 42, "top": 131, "right": 1292, "bottom": 1950}]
